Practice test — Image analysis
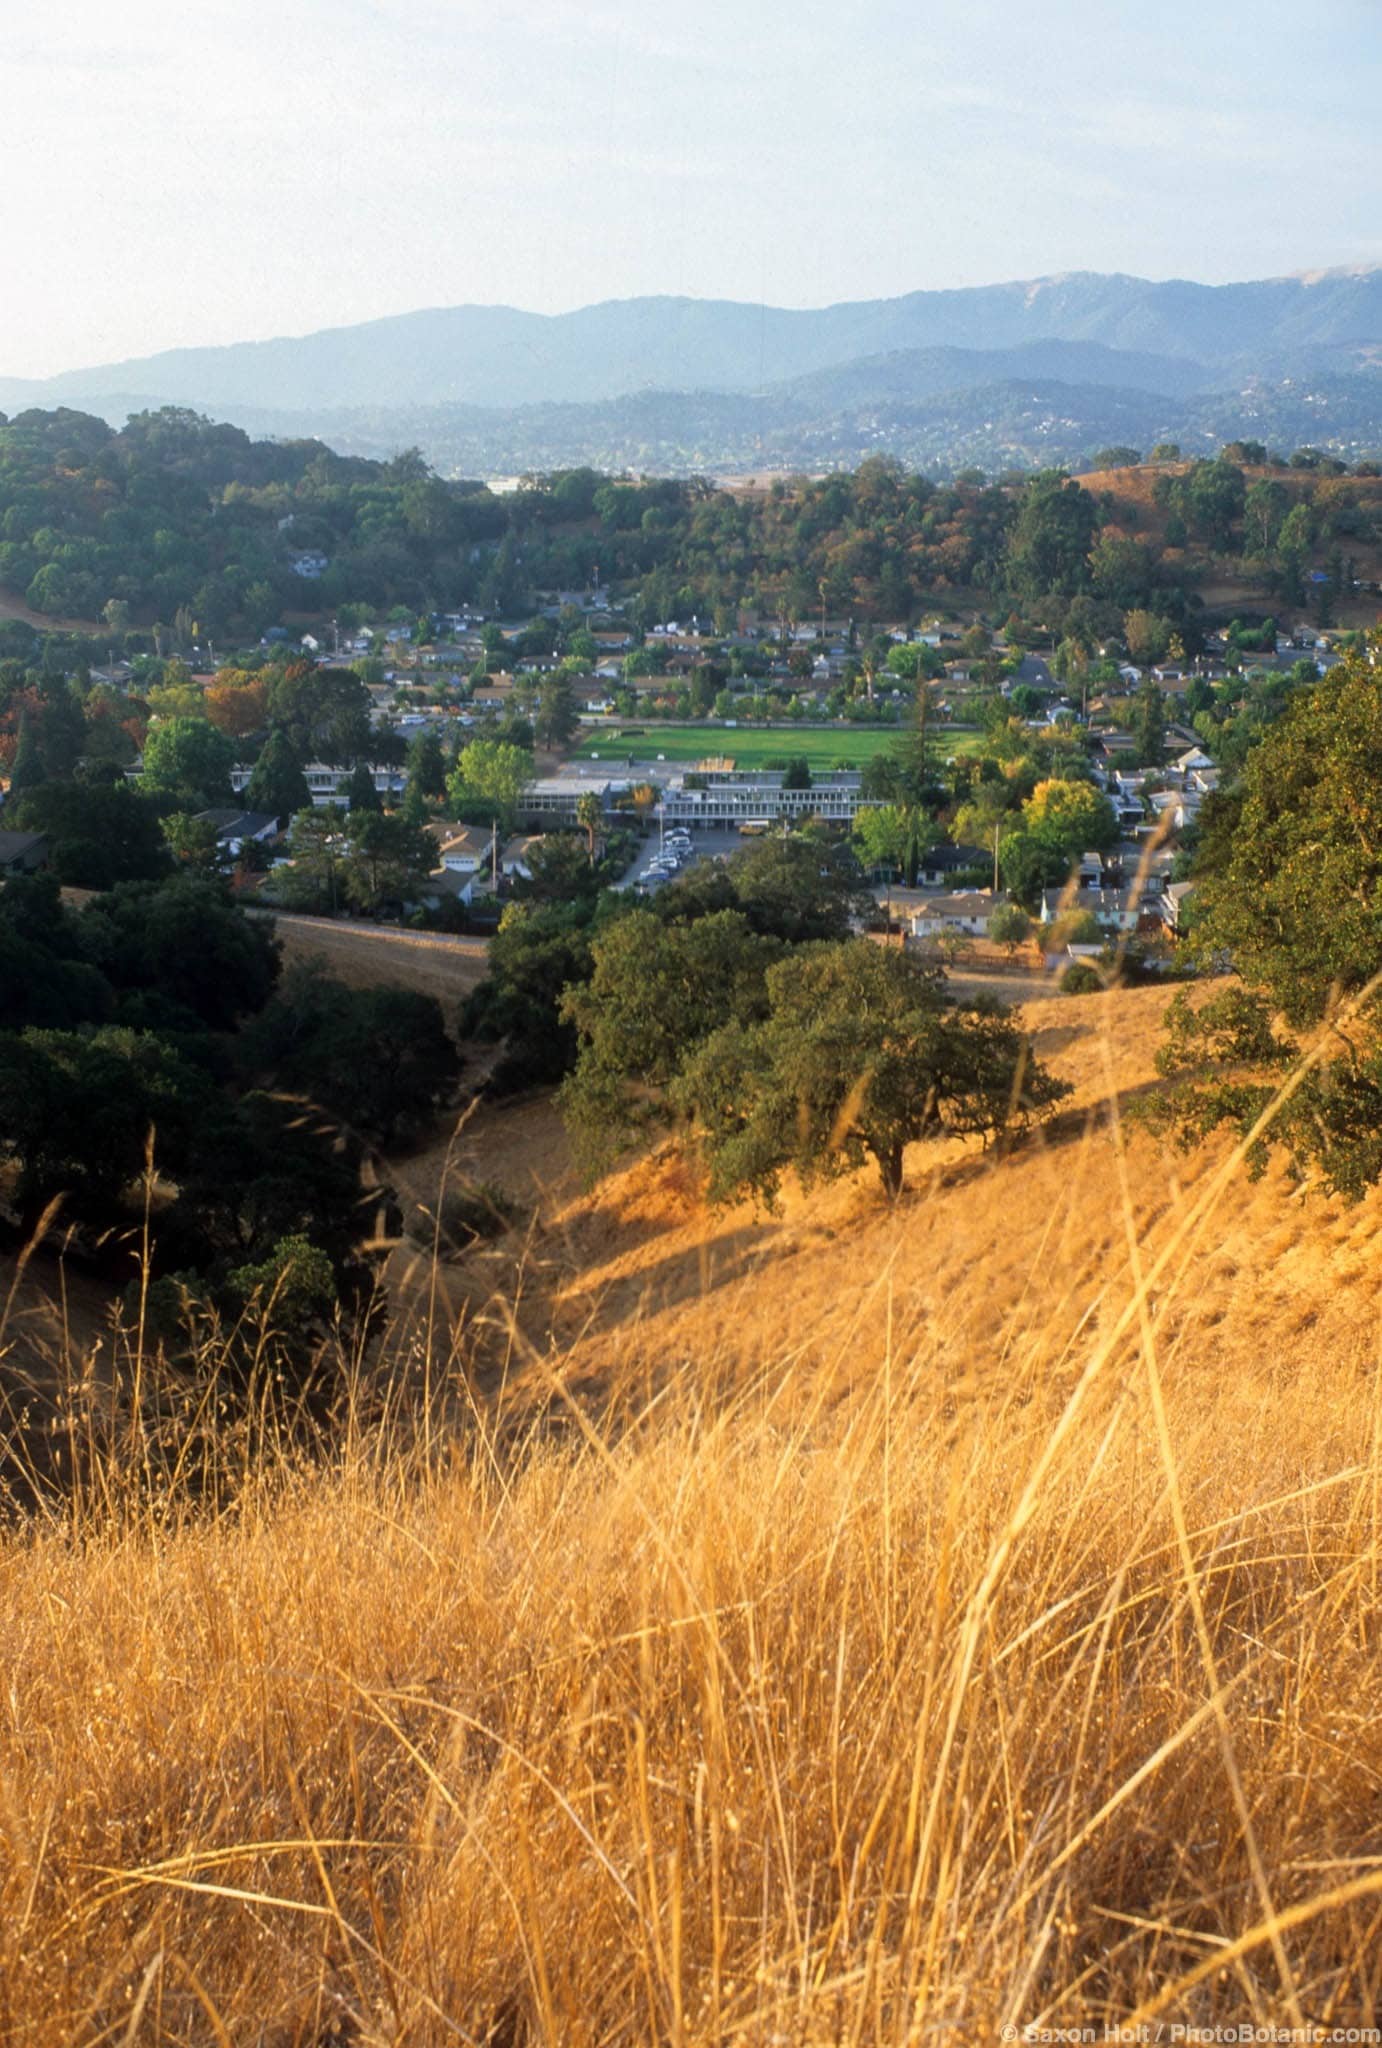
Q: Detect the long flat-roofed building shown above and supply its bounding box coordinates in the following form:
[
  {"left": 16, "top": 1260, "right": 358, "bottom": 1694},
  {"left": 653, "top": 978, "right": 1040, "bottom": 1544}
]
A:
[{"left": 516, "top": 766, "right": 879, "bottom": 831}]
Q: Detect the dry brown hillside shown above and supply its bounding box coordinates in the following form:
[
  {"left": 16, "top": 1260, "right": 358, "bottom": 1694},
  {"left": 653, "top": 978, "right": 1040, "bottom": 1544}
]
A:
[
  {"left": 1075, "top": 462, "right": 1382, "bottom": 623},
  {"left": 396, "top": 979, "right": 1382, "bottom": 1426},
  {"left": 8, "top": 980, "right": 1382, "bottom": 2039}
]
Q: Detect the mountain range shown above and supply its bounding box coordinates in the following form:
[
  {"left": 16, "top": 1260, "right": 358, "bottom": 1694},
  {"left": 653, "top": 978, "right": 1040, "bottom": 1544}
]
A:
[{"left": 4, "top": 269, "right": 1382, "bottom": 477}]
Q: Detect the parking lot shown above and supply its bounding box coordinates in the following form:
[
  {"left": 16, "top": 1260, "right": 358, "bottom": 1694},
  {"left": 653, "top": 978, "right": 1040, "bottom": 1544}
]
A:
[{"left": 617, "top": 825, "right": 756, "bottom": 890}]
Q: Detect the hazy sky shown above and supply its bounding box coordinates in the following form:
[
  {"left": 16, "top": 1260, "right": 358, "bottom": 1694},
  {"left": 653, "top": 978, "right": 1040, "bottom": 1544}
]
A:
[{"left": 6, "top": 0, "right": 1381, "bottom": 376}]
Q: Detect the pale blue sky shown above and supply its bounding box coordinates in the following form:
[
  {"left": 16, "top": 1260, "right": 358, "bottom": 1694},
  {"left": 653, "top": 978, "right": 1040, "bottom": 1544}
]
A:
[{"left": 5, "top": 0, "right": 1380, "bottom": 376}]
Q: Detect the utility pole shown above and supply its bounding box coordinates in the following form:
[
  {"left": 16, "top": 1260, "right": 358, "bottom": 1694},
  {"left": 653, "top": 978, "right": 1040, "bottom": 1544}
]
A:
[{"left": 993, "top": 819, "right": 1000, "bottom": 895}]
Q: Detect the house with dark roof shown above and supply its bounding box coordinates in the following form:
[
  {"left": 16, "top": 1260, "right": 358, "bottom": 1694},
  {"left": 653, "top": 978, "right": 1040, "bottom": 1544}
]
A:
[
  {"left": 0, "top": 830, "right": 49, "bottom": 875},
  {"left": 193, "top": 810, "right": 282, "bottom": 857}
]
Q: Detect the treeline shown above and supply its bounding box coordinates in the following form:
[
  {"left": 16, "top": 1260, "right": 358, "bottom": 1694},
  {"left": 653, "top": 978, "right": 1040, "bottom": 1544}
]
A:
[
  {"left": 0, "top": 870, "right": 459, "bottom": 1344},
  {"left": 0, "top": 406, "right": 508, "bottom": 632},
  {"left": 3, "top": 406, "right": 1380, "bottom": 647}
]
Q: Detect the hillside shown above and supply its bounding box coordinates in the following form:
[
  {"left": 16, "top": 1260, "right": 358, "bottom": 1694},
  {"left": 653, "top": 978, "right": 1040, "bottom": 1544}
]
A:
[
  {"left": 9, "top": 982, "right": 1382, "bottom": 2035},
  {"left": 201, "top": 367, "right": 1382, "bottom": 479},
  {"left": 386, "top": 979, "right": 1382, "bottom": 1418}
]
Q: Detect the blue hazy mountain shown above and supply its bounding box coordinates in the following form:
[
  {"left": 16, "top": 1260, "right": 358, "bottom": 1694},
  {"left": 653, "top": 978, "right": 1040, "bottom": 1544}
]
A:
[{"left": 3, "top": 270, "right": 1380, "bottom": 475}]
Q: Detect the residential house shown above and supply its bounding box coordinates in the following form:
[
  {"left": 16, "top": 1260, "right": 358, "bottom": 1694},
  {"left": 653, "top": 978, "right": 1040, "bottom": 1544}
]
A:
[
  {"left": 0, "top": 830, "right": 49, "bottom": 875},
  {"left": 419, "top": 866, "right": 478, "bottom": 912},
  {"left": 1039, "top": 885, "right": 1144, "bottom": 934},
  {"left": 498, "top": 834, "right": 545, "bottom": 881},
  {"left": 430, "top": 822, "right": 498, "bottom": 876},
  {"left": 915, "top": 843, "right": 990, "bottom": 888},
  {"left": 1158, "top": 881, "right": 1196, "bottom": 934},
  {"left": 573, "top": 683, "right": 616, "bottom": 715},
  {"left": 193, "top": 809, "right": 281, "bottom": 857},
  {"left": 1089, "top": 730, "right": 1140, "bottom": 764},
  {"left": 904, "top": 890, "right": 1007, "bottom": 939}
]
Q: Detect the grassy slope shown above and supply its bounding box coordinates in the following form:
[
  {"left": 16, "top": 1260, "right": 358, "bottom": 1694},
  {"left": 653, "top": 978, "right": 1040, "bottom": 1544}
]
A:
[{"left": 7, "top": 982, "right": 1382, "bottom": 2038}]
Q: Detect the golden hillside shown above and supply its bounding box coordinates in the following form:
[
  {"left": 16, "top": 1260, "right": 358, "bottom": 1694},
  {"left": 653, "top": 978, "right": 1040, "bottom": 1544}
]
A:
[
  {"left": 394, "top": 979, "right": 1382, "bottom": 1421},
  {"left": 5, "top": 980, "right": 1382, "bottom": 2041}
]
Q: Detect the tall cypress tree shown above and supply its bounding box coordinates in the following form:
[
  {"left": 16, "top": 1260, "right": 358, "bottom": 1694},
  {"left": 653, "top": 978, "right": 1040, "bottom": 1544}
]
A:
[{"left": 8, "top": 713, "right": 47, "bottom": 798}]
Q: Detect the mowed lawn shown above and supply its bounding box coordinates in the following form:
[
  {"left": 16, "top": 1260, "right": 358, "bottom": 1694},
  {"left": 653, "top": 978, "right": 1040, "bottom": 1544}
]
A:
[{"left": 573, "top": 723, "right": 985, "bottom": 772}]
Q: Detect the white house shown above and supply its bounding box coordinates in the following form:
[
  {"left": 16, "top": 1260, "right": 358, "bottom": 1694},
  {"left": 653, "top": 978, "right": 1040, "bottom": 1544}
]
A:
[
  {"left": 498, "top": 834, "right": 545, "bottom": 881},
  {"left": 1039, "top": 885, "right": 1142, "bottom": 933},
  {"left": 432, "top": 822, "right": 497, "bottom": 876},
  {"left": 905, "top": 890, "right": 1007, "bottom": 938}
]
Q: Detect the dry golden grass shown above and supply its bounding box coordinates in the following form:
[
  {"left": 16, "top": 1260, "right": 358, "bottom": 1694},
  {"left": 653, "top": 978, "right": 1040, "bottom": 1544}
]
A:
[
  {"left": 271, "top": 917, "right": 490, "bottom": 1006},
  {"left": 6, "top": 983, "right": 1382, "bottom": 2042}
]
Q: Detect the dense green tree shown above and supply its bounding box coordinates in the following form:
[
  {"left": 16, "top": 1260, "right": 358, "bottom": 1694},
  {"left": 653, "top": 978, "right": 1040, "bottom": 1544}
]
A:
[
  {"left": 276, "top": 807, "right": 350, "bottom": 913},
  {"left": 1135, "top": 678, "right": 1166, "bottom": 767},
  {"left": 0, "top": 875, "right": 111, "bottom": 1030},
  {"left": 343, "top": 810, "right": 434, "bottom": 912},
  {"left": 246, "top": 965, "right": 459, "bottom": 1144},
  {"left": 1141, "top": 642, "right": 1382, "bottom": 1202},
  {"left": 853, "top": 803, "right": 938, "bottom": 887},
  {"left": 998, "top": 830, "right": 1074, "bottom": 908},
  {"left": 1021, "top": 778, "right": 1118, "bottom": 857},
  {"left": 266, "top": 667, "right": 372, "bottom": 764},
  {"left": 140, "top": 717, "right": 236, "bottom": 807},
  {"left": 162, "top": 811, "right": 225, "bottom": 872},
  {"left": 8, "top": 711, "right": 45, "bottom": 796},
  {"left": 654, "top": 833, "right": 868, "bottom": 944},
  {"left": 446, "top": 739, "right": 534, "bottom": 831},
  {"left": 1008, "top": 474, "right": 1099, "bottom": 599},
  {"left": 0, "top": 1025, "right": 214, "bottom": 1230},
  {"left": 245, "top": 730, "right": 311, "bottom": 823},
  {"left": 11, "top": 780, "right": 172, "bottom": 888},
  {"left": 989, "top": 902, "right": 1034, "bottom": 957},
  {"left": 78, "top": 876, "right": 280, "bottom": 1030},
  {"left": 1179, "top": 643, "right": 1382, "bottom": 1023},
  {"left": 38, "top": 676, "right": 86, "bottom": 779},
  {"left": 535, "top": 675, "right": 580, "bottom": 748},
  {"left": 674, "top": 941, "right": 1068, "bottom": 1202},
  {"left": 461, "top": 898, "right": 603, "bottom": 1088},
  {"left": 560, "top": 910, "right": 783, "bottom": 1173},
  {"left": 517, "top": 832, "right": 601, "bottom": 902},
  {"left": 404, "top": 728, "right": 448, "bottom": 802},
  {"left": 343, "top": 760, "right": 382, "bottom": 813}
]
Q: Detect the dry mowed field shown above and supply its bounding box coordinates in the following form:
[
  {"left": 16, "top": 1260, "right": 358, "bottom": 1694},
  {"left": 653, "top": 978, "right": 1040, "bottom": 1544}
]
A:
[{"left": 270, "top": 912, "right": 489, "bottom": 1008}]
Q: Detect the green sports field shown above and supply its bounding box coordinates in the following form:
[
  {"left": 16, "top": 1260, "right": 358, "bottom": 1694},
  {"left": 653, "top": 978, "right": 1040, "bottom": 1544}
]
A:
[{"left": 573, "top": 724, "right": 985, "bottom": 772}]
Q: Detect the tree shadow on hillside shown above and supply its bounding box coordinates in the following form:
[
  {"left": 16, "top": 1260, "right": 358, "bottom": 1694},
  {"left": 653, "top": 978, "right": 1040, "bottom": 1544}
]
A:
[
  {"left": 545, "top": 1221, "right": 786, "bottom": 1340},
  {"left": 911, "top": 1078, "right": 1170, "bottom": 1202}
]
